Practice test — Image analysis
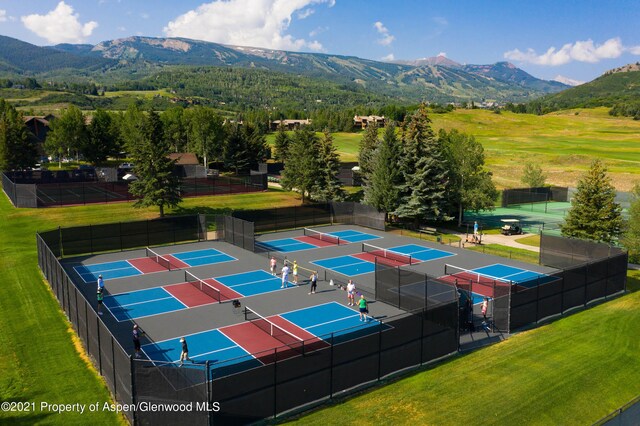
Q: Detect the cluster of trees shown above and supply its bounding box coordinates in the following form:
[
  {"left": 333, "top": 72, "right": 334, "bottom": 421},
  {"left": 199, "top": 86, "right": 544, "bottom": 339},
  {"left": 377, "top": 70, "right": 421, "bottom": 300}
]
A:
[
  {"left": 0, "top": 99, "right": 37, "bottom": 170},
  {"left": 45, "top": 104, "right": 269, "bottom": 172},
  {"left": 609, "top": 101, "right": 640, "bottom": 120},
  {"left": 357, "top": 104, "right": 498, "bottom": 225},
  {"left": 276, "top": 126, "right": 345, "bottom": 202}
]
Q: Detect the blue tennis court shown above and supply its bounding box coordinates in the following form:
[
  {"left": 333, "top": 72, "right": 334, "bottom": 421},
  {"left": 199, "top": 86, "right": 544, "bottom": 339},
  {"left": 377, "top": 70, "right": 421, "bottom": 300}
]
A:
[
  {"left": 281, "top": 302, "right": 384, "bottom": 343},
  {"left": 103, "top": 287, "right": 188, "bottom": 321},
  {"left": 215, "top": 269, "right": 293, "bottom": 296},
  {"left": 312, "top": 255, "right": 375, "bottom": 276},
  {"left": 140, "top": 302, "right": 384, "bottom": 377},
  {"left": 327, "top": 229, "right": 381, "bottom": 243},
  {"left": 141, "top": 329, "right": 262, "bottom": 377},
  {"left": 388, "top": 244, "right": 455, "bottom": 262},
  {"left": 172, "top": 248, "right": 236, "bottom": 267},
  {"left": 75, "top": 260, "right": 142, "bottom": 282},
  {"left": 256, "top": 238, "right": 317, "bottom": 253},
  {"left": 473, "top": 264, "right": 552, "bottom": 287}
]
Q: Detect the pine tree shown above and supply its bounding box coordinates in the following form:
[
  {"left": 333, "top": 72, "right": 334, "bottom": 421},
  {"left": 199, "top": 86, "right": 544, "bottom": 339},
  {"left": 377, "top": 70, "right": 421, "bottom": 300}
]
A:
[
  {"left": 561, "top": 160, "right": 623, "bottom": 243},
  {"left": 623, "top": 184, "right": 640, "bottom": 263},
  {"left": 440, "top": 129, "right": 498, "bottom": 226},
  {"left": 273, "top": 124, "right": 291, "bottom": 163},
  {"left": 244, "top": 122, "right": 270, "bottom": 169},
  {"left": 366, "top": 124, "right": 403, "bottom": 218},
  {"left": 395, "top": 104, "right": 450, "bottom": 226},
  {"left": 161, "top": 106, "right": 187, "bottom": 153},
  {"left": 521, "top": 162, "right": 547, "bottom": 187},
  {"left": 224, "top": 123, "right": 250, "bottom": 174},
  {"left": 358, "top": 123, "right": 379, "bottom": 185},
  {"left": 0, "top": 99, "right": 35, "bottom": 170},
  {"left": 313, "top": 130, "right": 345, "bottom": 201},
  {"left": 280, "top": 127, "right": 321, "bottom": 203},
  {"left": 128, "top": 111, "right": 182, "bottom": 217}
]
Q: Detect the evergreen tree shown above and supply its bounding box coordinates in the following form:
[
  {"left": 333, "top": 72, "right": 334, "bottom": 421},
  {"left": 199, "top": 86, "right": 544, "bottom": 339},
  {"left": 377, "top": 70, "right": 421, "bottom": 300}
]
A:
[
  {"left": 128, "top": 111, "right": 182, "bottom": 217},
  {"left": 561, "top": 160, "right": 623, "bottom": 243},
  {"left": 521, "top": 162, "right": 547, "bottom": 187},
  {"left": 622, "top": 184, "right": 640, "bottom": 263},
  {"left": 313, "top": 130, "right": 345, "bottom": 201},
  {"left": 45, "top": 105, "right": 87, "bottom": 167},
  {"left": 280, "top": 127, "right": 321, "bottom": 202},
  {"left": 358, "top": 123, "right": 379, "bottom": 185},
  {"left": 0, "top": 99, "right": 35, "bottom": 170},
  {"left": 440, "top": 129, "right": 498, "bottom": 226},
  {"left": 395, "top": 104, "right": 450, "bottom": 226},
  {"left": 366, "top": 124, "right": 403, "bottom": 218},
  {"left": 223, "top": 123, "right": 250, "bottom": 174},
  {"left": 273, "top": 124, "right": 291, "bottom": 163},
  {"left": 85, "top": 109, "right": 117, "bottom": 164},
  {"left": 244, "top": 122, "right": 270, "bottom": 169},
  {"left": 119, "top": 104, "right": 146, "bottom": 157}
]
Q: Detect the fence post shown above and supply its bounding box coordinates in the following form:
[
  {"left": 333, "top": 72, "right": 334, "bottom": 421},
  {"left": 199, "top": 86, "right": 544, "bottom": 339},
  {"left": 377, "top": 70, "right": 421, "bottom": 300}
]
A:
[
  {"left": 420, "top": 309, "right": 425, "bottom": 363},
  {"left": 329, "top": 332, "right": 334, "bottom": 399},
  {"left": 273, "top": 349, "right": 278, "bottom": 419},
  {"left": 97, "top": 315, "right": 102, "bottom": 374},
  {"left": 130, "top": 356, "right": 137, "bottom": 426},
  {"left": 111, "top": 336, "right": 117, "bottom": 399},
  {"left": 205, "top": 361, "right": 211, "bottom": 426},
  {"left": 377, "top": 321, "right": 383, "bottom": 380}
]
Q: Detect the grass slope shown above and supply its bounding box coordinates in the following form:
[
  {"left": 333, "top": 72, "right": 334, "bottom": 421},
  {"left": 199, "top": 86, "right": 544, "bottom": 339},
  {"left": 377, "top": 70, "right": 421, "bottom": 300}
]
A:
[
  {"left": 289, "top": 281, "right": 640, "bottom": 425},
  {"left": 0, "top": 189, "right": 301, "bottom": 424}
]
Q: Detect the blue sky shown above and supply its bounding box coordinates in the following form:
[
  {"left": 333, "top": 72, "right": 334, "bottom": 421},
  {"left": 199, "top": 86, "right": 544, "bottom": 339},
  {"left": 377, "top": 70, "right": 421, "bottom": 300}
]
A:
[{"left": 1, "top": 0, "right": 639, "bottom": 84}]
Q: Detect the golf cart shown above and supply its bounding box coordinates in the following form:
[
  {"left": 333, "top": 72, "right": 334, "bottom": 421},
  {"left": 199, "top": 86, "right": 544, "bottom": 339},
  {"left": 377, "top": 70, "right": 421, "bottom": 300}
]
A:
[{"left": 500, "top": 219, "right": 522, "bottom": 236}]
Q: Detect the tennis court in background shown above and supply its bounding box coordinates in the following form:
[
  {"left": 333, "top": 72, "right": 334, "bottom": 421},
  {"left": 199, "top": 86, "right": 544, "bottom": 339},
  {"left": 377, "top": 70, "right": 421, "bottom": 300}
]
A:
[
  {"left": 439, "top": 263, "right": 554, "bottom": 302},
  {"left": 256, "top": 228, "right": 381, "bottom": 253},
  {"left": 73, "top": 247, "right": 236, "bottom": 282},
  {"left": 313, "top": 243, "right": 455, "bottom": 276},
  {"left": 141, "top": 302, "right": 384, "bottom": 378}
]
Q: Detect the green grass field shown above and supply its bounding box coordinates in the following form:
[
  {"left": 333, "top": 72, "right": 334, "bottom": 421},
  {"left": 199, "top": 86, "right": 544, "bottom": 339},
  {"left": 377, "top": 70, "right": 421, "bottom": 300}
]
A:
[
  {"left": 0, "top": 189, "right": 301, "bottom": 424},
  {"left": 265, "top": 108, "right": 640, "bottom": 190},
  {"left": 289, "top": 276, "right": 640, "bottom": 425}
]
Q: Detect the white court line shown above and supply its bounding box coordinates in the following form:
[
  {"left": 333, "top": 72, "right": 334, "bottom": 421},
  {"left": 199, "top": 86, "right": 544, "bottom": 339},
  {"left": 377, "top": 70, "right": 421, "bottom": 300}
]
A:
[
  {"left": 105, "top": 295, "right": 175, "bottom": 309},
  {"left": 305, "top": 314, "right": 362, "bottom": 332},
  {"left": 226, "top": 276, "right": 284, "bottom": 289}
]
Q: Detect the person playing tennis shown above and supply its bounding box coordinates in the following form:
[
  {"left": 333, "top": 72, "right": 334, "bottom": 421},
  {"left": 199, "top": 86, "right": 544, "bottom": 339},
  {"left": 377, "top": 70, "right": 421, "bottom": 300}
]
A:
[
  {"left": 309, "top": 271, "right": 318, "bottom": 294},
  {"left": 270, "top": 256, "right": 277, "bottom": 275},
  {"left": 179, "top": 337, "right": 193, "bottom": 366},
  {"left": 281, "top": 263, "right": 290, "bottom": 288},
  {"left": 358, "top": 294, "right": 369, "bottom": 321},
  {"left": 346, "top": 280, "right": 356, "bottom": 306},
  {"left": 292, "top": 260, "right": 298, "bottom": 284}
]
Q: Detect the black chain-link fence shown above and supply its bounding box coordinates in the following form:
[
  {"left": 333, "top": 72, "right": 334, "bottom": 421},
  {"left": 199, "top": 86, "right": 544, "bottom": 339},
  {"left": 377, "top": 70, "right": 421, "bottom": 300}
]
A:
[
  {"left": 222, "top": 215, "right": 255, "bottom": 251},
  {"left": 42, "top": 215, "right": 204, "bottom": 257},
  {"left": 502, "top": 186, "right": 569, "bottom": 207},
  {"left": 233, "top": 202, "right": 385, "bottom": 234},
  {"left": 37, "top": 234, "right": 135, "bottom": 425},
  {"left": 4, "top": 172, "right": 267, "bottom": 208}
]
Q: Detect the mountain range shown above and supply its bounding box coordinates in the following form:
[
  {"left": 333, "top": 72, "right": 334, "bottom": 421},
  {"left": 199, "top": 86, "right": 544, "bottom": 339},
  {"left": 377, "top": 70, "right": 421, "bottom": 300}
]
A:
[{"left": 0, "top": 35, "right": 570, "bottom": 105}]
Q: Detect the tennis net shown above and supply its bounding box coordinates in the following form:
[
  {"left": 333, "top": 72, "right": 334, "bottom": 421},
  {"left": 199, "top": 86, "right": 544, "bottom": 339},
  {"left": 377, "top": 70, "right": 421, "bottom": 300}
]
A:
[
  {"left": 362, "top": 243, "right": 413, "bottom": 265},
  {"left": 146, "top": 247, "right": 173, "bottom": 271},
  {"left": 303, "top": 228, "right": 341, "bottom": 245},
  {"left": 444, "top": 264, "right": 507, "bottom": 284},
  {"left": 185, "top": 270, "right": 221, "bottom": 303},
  {"left": 245, "top": 307, "right": 305, "bottom": 355}
]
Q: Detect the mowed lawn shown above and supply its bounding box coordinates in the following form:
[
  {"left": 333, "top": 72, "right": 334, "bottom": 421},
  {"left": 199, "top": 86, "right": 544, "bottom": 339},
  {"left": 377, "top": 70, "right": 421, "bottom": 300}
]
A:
[
  {"left": 289, "top": 272, "right": 640, "bottom": 425},
  {"left": 0, "top": 189, "right": 301, "bottom": 424}
]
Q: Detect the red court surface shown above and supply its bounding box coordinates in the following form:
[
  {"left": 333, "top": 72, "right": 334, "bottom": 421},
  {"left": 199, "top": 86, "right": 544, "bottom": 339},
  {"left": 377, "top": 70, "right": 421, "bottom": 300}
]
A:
[
  {"left": 352, "top": 252, "right": 410, "bottom": 267},
  {"left": 164, "top": 255, "right": 190, "bottom": 269},
  {"left": 128, "top": 257, "right": 170, "bottom": 273},
  {"left": 269, "top": 316, "right": 329, "bottom": 352},
  {"left": 438, "top": 274, "right": 510, "bottom": 298},
  {"left": 296, "top": 236, "right": 341, "bottom": 247},
  {"left": 164, "top": 280, "right": 243, "bottom": 307}
]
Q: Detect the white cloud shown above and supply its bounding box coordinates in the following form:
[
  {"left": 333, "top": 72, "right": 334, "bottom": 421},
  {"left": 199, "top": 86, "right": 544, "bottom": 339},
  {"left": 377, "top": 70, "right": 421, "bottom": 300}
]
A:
[
  {"left": 309, "top": 26, "right": 327, "bottom": 37},
  {"left": 297, "top": 8, "right": 315, "bottom": 19},
  {"left": 381, "top": 53, "right": 395, "bottom": 62},
  {"left": 140, "top": 13, "right": 150, "bottom": 20},
  {"left": 21, "top": 1, "right": 97, "bottom": 44},
  {"left": 432, "top": 16, "right": 448, "bottom": 26},
  {"left": 437, "top": 52, "right": 447, "bottom": 57},
  {"left": 504, "top": 37, "right": 640, "bottom": 66},
  {"left": 117, "top": 26, "right": 126, "bottom": 32},
  {"left": 0, "top": 10, "right": 7, "bottom": 22},
  {"left": 374, "top": 21, "right": 394, "bottom": 46},
  {"left": 164, "top": 0, "right": 332, "bottom": 52}
]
